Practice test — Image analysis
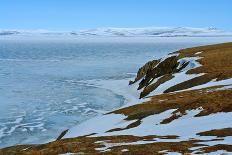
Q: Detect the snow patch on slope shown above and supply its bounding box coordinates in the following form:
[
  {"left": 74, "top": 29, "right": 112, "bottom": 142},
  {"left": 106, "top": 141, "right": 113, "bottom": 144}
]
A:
[
  {"left": 148, "top": 56, "right": 204, "bottom": 96},
  {"left": 95, "top": 110, "right": 232, "bottom": 139},
  {"left": 187, "top": 78, "right": 232, "bottom": 91},
  {"left": 63, "top": 113, "right": 137, "bottom": 138}
]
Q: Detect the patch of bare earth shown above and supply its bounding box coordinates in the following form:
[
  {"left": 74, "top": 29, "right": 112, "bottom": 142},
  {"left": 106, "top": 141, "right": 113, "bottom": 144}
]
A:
[{"left": 197, "top": 128, "right": 232, "bottom": 137}]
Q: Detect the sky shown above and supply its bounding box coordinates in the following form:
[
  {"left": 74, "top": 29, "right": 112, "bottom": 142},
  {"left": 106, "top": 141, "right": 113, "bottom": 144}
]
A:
[{"left": 0, "top": 0, "right": 231, "bottom": 31}]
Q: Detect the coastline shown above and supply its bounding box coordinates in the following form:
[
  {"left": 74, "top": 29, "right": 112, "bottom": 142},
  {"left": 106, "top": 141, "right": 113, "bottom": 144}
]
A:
[
  {"left": 1, "top": 42, "right": 232, "bottom": 154},
  {"left": 77, "top": 78, "right": 149, "bottom": 108},
  {"left": 2, "top": 35, "right": 232, "bottom": 44}
]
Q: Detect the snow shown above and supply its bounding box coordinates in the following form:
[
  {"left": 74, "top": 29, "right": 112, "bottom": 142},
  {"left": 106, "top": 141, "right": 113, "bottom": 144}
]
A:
[
  {"left": 197, "top": 136, "right": 232, "bottom": 146},
  {"left": 158, "top": 150, "right": 181, "bottom": 155},
  {"left": 97, "top": 109, "right": 175, "bottom": 137},
  {"left": 63, "top": 54, "right": 232, "bottom": 145},
  {"left": 63, "top": 113, "right": 137, "bottom": 138},
  {"left": 176, "top": 56, "right": 202, "bottom": 71},
  {"left": 102, "top": 110, "right": 232, "bottom": 139},
  {"left": 65, "top": 108, "right": 232, "bottom": 148},
  {"left": 64, "top": 109, "right": 174, "bottom": 139},
  {"left": 158, "top": 53, "right": 180, "bottom": 64},
  {"left": 149, "top": 71, "right": 205, "bottom": 96},
  {"left": 75, "top": 78, "right": 149, "bottom": 108},
  {"left": 196, "top": 151, "right": 231, "bottom": 155},
  {"left": 187, "top": 78, "right": 232, "bottom": 91},
  {"left": 166, "top": 153, "right": 182, "bottom": 155},
  {"left": 1, "top": 27, "right": 232, "bottom": 38},
  {"left": 144, "top": 56, "right": 204, "bottom": 96},
  {"left": 195, "top": 51, "right": 203, "bottom": 55},
  {"left": 57, "top": 41, "right": 232, "bottom": 154},
  {"left": 95, "top": 139, "right": 157, "bottom": 152},
  {"left": 63, "top": 77, "right": 151, "bottom": 138},
  {"left": 62, "top": 77, "right": 232, "bottom": 153},
  {"left": 121, "top": 149, "right": 129, "bottom": 152},
  {"left": 77, "top": 27, "right": 232, "bottom": 37}
]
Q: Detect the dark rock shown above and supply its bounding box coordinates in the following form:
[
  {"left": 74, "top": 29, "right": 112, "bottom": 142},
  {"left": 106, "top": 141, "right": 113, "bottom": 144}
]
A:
[
  {"left": 56, "top": 129, "right": 69, "bottom": 141},
  {"left": 140, "top": 74, "right": 174, "bottom": 98},
  {"left": 129, "top": 59, "right": 159, "bottom": 85},
  {"left": 130, "top": 54, "right": 202, "bottom": 98}
]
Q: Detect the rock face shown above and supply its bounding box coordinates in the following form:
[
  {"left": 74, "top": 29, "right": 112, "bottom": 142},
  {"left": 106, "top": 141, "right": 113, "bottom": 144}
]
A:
[
  {"left": 129, "top": 54, "right": 193, "bottom": 98},
  {"left": 129, "top": 59, "right": 159, "bottom": 85},
  {"left": 56, "top": 129, "right": 69, "bottom": 140},
  {"left": 130, "top": 42, "right": 232, "bottom": 98}
]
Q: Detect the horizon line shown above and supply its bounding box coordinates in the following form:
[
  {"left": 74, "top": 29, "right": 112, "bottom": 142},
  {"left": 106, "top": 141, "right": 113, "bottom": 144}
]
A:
[{"left": 0, "top": 26, "right": 228, "bottom": 32}]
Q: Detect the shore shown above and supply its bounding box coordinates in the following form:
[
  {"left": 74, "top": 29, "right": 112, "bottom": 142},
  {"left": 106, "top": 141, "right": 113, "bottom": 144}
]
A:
[{"left": 1, "top": 42, "right": 232, "bottom": 155}]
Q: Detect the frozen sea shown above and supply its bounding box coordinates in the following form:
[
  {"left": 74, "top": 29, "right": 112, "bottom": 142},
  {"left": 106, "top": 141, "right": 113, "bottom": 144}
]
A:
[{"left": 0, "top": 36, "right": 232, "bottom": 148}]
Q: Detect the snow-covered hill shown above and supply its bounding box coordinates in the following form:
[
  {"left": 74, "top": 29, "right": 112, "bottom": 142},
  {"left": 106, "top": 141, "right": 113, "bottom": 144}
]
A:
[
  {"left": 1, "top": 27, "right": 232, "bottom": 37},
  {"left": 77, "top": 27, "right": 232, "bottom": 37}
]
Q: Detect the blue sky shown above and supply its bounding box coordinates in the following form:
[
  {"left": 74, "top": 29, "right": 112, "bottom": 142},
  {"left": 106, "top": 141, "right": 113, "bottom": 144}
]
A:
[{"left": 1, "top": 0, "right": 231, "bottom": 30}]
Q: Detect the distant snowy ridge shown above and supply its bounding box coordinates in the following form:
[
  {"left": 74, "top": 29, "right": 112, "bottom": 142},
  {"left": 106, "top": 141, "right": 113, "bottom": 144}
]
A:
[
  {"left": 1, "top": 27, "right": 232, "bottom": 37},
  {"left": 77, "top": 27, "right": 232, "bottom": 37},
  {"left": 0, "top": 29, "right": 67, "bottom": 36}
]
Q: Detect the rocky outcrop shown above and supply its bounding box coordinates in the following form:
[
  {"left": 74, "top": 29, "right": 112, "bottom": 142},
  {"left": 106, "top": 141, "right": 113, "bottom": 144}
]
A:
[
  {"left": 129, "top": 59, "right": 159, "bottom": 85},
  {"left": 130, "top": 42, "right": 232, "bottom": 98},
  {"left": 56, "top": 129, "right": 69, "bottom": 140},
  {"left": 129, "top": 54, "right": 193, "bottom": 98}
]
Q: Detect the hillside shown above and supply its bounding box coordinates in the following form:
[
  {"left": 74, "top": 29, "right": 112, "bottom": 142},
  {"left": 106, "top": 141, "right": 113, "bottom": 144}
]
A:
[
  {"left": 77, "top": 27, "right": 232, "bottom": 37},
  {"left": 1, "top": 42, "right": 232, "bottom": 155},
  {"left": 1, "top": 27, "right": 232, "bottom": 37}
]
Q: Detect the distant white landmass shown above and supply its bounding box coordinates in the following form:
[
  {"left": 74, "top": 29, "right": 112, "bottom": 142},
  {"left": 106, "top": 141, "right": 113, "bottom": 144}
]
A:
[{"left": 1, "top": 27, "right": 232, "bottom": 37}]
